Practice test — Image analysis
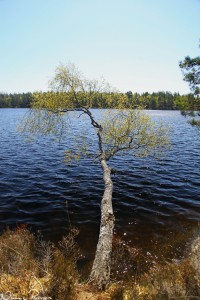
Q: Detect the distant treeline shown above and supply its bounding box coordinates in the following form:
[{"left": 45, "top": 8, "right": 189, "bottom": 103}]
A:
[
  {"left": 0, "top": 91, "right": 198, "bottom": 110},
  {"left": 0, "top": 93, "right": 32, "bottom": 108}
]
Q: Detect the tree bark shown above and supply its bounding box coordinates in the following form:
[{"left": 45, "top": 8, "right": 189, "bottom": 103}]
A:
[{"left": 89, "top": 157, "right": 115, "bottom": 290}]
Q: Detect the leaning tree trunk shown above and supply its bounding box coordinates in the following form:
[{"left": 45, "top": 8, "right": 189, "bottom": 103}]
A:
[{"left": 89, "top": 157, "right": 115, "bottom": 290}]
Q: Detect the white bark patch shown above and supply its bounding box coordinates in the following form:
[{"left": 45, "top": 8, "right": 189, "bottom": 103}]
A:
[{"left": 89, "top": 158, "right": 115, "bottom": 290}]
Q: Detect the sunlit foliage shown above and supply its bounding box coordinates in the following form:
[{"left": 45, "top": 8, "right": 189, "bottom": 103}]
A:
[
  {"left": 21, "top": 63, "right": 169, "bottom": 161},
  {"left": 100, "top": 110, "right": 169, "bottom": 159}
]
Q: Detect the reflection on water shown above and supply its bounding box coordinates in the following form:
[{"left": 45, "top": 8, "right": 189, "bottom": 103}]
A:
[{"left": 0, "top": 109, "right": 199, "bottom": 261}]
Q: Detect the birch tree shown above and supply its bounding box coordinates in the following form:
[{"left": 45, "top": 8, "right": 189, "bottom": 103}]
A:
[{"left": 22, "top": 63, "right": 169, "bottom": 290}]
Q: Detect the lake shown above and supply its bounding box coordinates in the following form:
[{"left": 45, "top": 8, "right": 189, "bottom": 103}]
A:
[{"left": 0, "top": 108, "right": 199, "bottom": 262}]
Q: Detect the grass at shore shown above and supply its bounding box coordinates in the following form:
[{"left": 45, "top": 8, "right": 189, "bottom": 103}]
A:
[{"left": 0, "top": 226, "right": 199, "bottom": 299}]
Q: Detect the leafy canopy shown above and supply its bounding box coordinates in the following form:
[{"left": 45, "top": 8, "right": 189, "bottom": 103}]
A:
[
  {"left": 179, "top": 45, "right": 200, "bottom": 125},
  {"left": 179, "top": 56, "right": 200, "bottom": 97},
  {"left": 21, "top": 63, "right": 169, "bottom": 160}
]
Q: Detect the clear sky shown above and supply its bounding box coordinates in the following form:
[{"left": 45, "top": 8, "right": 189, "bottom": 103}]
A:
[{"left": 0, "top": 0, "right": 199, "bottom": 94}]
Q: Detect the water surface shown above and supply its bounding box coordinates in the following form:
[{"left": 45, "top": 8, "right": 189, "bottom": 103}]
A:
[{"left": 0, "top": 109, "right": 199, "bottom": 261}]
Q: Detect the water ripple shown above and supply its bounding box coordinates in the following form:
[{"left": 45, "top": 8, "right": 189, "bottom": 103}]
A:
[{"left": 0, "top": 109, "right": 199, "bottom": 257}]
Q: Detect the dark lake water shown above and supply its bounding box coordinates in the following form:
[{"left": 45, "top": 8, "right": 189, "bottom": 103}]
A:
[{"left": 0, "top": 109, "right": 199, "bottom": 262}]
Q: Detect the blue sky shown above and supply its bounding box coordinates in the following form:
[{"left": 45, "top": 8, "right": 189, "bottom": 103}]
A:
[{"left": 0, "top": 0, "right": 199, "bottom": 94}]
